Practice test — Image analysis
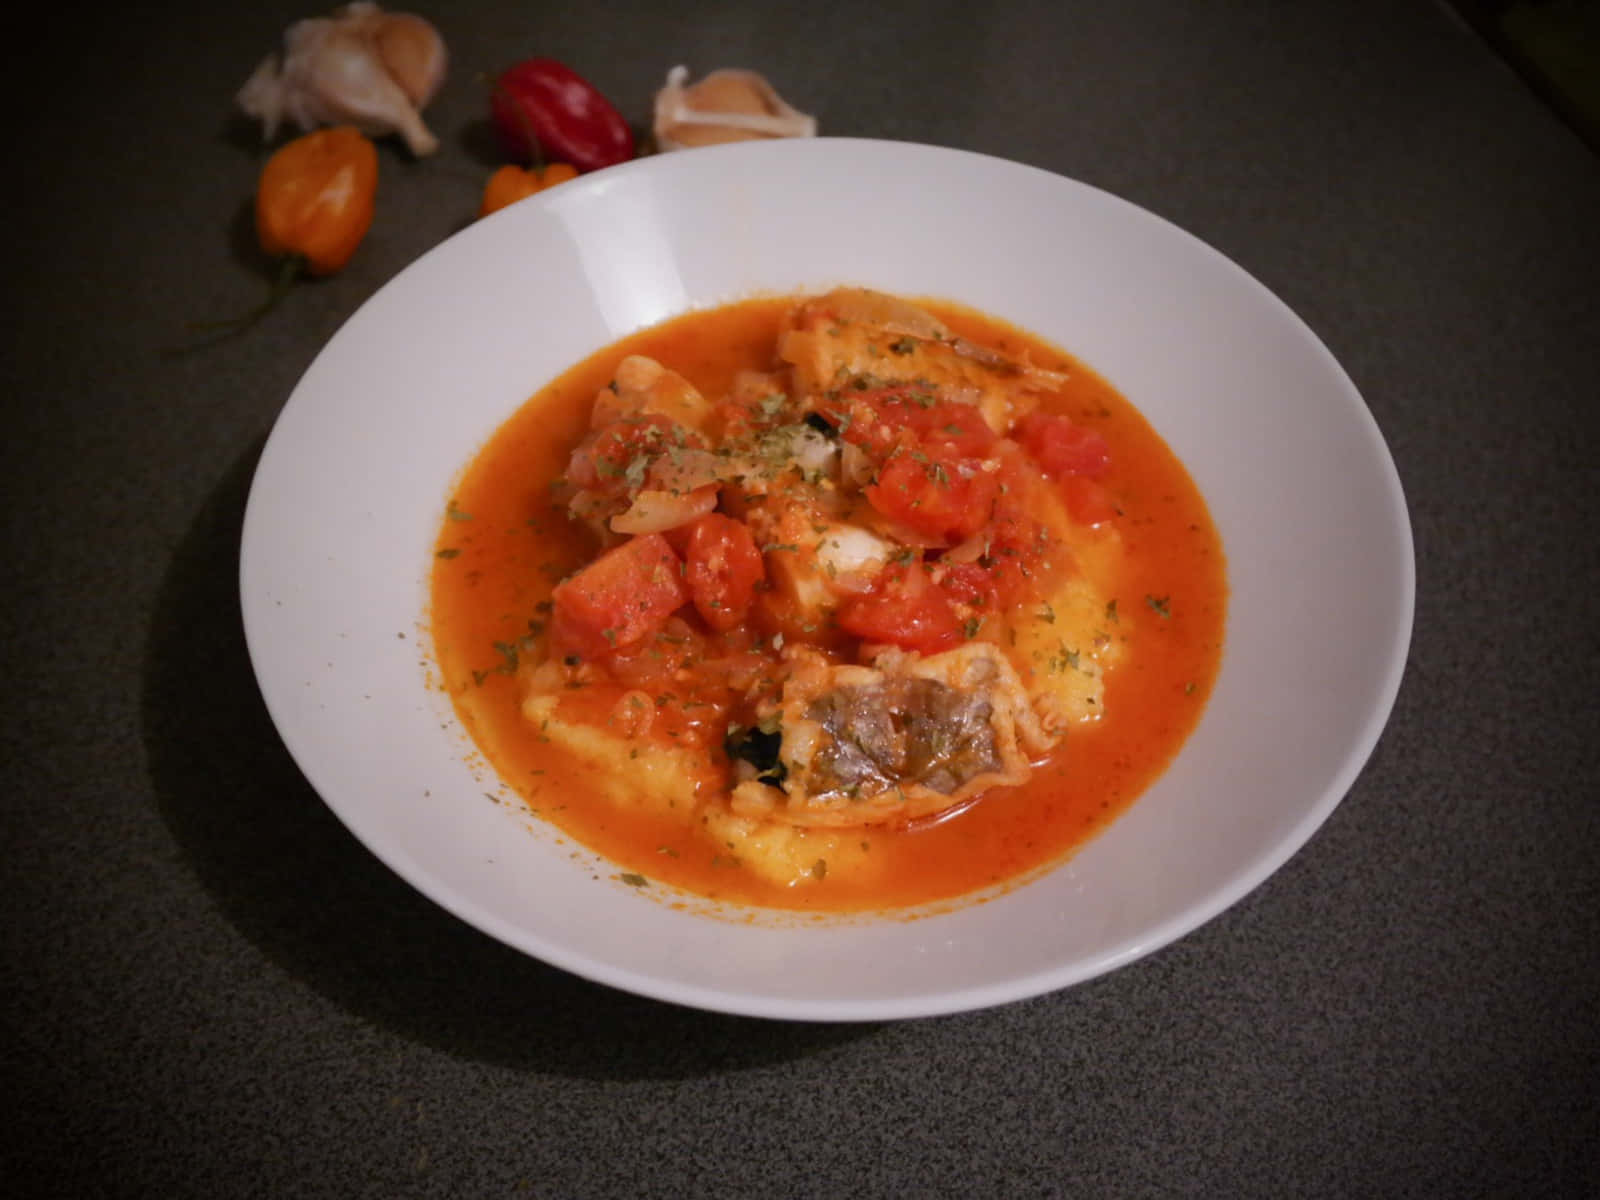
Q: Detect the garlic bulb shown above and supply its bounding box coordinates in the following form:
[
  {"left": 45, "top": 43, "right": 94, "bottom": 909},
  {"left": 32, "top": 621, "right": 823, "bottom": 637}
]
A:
[
  {"left": 652, "top": 66, "right": 817, "bottom": 152},
  {"left": 238, "top": 3, "right": 448, "bottom": 157}
]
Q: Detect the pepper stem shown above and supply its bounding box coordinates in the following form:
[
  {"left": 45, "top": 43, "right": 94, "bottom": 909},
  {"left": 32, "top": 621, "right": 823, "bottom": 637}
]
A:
[
  {"left": 164, "top": 256, "right": 306, "bottom": 356},
  {"left": 193, "top": 255, "right": 305, "bottom": 332}
]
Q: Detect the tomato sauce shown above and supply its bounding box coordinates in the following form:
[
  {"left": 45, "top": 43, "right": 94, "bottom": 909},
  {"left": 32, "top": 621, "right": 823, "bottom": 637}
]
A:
[{"left": 430, "top": 296, "right": 1227, "bottom": 913}]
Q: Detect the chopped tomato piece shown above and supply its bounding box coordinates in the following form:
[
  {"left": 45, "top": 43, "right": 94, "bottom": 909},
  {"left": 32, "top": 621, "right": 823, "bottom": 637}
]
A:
[
  {"left": 910, "top": 400, "right": 996, "bottom": 457},
  {"left": 836, "top": 562, "right": 965, "bottom": 653},
  {"left": 683, "top": 513, "right": 765, "bottom": 632},
  {"left": 565, "top": 413, "right": 688, "bottom": 495},
  {"left": 829, "top": 387, "right": 997, "bottom": 459},
  {"left": 603, "top": 622, "right": 701, "bottom": 691},
  {"left": 865, "top": 448, "right": 999, "bottom": 544},
  {"left": 975, "top": 502, "right": 1056, "bottom": 607},
  {"left": 1062, "top": 475, "right": 1119, "bottom": 526},
  {"left": 1013, "top": 411, "right": 1111, "bottom": 480},
  {"left": 937, "top": 561, "right": 998, "bottom": 609},
  {"left": 550, "top": 533, "right": 689, "bottom": 658}
]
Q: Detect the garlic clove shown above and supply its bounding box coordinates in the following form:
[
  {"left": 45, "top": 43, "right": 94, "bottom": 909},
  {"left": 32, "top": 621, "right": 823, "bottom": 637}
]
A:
[
  {"left": 237, "top": 3, "right": 447, "bottom": 157},
  {"left": 239, "top": 54, "right": 292, "bottom": 141},
  {"left": 652, "top": 65, "right": 817, "bottom": 152},
  {"left": 372, "top": 12, "right": 446, "bottom": 108},
  {"left": 299, "top": 23, "right": 441, "bottom": 156}
]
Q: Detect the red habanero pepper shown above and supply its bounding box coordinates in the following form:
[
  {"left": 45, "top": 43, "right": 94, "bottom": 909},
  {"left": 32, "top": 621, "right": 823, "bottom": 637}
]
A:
[{"left": 490, "top": 57, "right": 635, "bottom": 173}]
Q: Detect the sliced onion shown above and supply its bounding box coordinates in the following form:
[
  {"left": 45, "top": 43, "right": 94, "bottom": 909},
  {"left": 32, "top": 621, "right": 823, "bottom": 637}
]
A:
[
  {"left": 646, "top": 447, "right": 728, "bottom": 493},
  {"left": 949, "top": 336, "right": 1071, "bottom": 392},
  {"left": 609, "top": 485, "right": 718, "bottom": 534},
  {"left": 839, "top": 441, "right": 874, "bottom": 490},
  {"left": 800, "top": 288, "right": 949, "bottom": 341},
  {"left": 943, "top": 533, "right": 991, "bottom": 564}
]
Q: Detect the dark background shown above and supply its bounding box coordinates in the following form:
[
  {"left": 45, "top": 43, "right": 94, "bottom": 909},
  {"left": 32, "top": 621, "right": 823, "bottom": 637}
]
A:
[{"left": 3, "top": 1, "right": 1597, "bottom": 1195}]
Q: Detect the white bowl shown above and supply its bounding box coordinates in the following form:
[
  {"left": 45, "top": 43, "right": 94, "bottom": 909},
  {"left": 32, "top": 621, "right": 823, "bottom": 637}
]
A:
[{"left": 240, "top": 138, "right": 1413, "bottom": 1021}]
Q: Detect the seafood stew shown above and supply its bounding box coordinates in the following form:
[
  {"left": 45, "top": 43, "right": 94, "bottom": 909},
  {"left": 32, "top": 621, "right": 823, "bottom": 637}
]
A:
[{"left": 430, "top": 289, "right": 1226, "bottom": 912}]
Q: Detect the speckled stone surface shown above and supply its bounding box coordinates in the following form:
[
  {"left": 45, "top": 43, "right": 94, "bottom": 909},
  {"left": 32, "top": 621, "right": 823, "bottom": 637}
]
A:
[{"left": 3, "top": 1, "right": 1596, "bottom": 1195}]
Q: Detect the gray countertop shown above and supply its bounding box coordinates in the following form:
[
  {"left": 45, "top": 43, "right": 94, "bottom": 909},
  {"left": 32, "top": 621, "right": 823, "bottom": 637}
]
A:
[{"left": 4, "top": 1, "right": 1597, "bottom": 1195}]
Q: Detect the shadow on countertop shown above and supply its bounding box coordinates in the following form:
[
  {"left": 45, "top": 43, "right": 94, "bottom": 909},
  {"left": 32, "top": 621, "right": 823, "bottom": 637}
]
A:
[
  {"left": 141, "top": 438, "right": 878, "bottom": 1078},
  {"left": 1449, "top": 0, "right": 1600, "bottom": 154}
]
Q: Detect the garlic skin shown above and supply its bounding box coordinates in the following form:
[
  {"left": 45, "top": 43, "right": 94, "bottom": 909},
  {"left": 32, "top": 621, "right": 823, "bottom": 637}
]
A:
[
  {"left": 238, "top": 3, "right": 448, "bottom": 157},
  {"left": 652, "top": 66, "right": 817, "bottom": 152}
]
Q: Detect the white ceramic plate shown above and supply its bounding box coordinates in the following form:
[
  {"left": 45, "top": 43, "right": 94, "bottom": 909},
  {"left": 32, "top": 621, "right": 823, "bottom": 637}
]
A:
[{"left": 240, "top": 138, "right": 1413, "bottom": 1021}]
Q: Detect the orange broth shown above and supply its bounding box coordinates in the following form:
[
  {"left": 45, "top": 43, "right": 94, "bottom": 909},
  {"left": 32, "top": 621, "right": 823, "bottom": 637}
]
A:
[{"left": 429, "top": 296, "right": 1227, "bottom": 913}]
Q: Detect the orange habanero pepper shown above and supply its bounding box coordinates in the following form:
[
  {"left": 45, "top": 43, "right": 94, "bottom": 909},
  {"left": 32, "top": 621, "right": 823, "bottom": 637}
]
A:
[
  {"left": 256, "top": 126, "right": 379, "bottom": 275},
  {"left": 478, "top": 162, "right": 578, "bottom": 218}
]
